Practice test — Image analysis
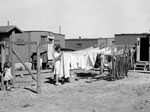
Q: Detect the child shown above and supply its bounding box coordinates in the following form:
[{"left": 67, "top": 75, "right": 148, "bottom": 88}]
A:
[{"left": 3, "top": 62, "right": 13, "bottom": 90}]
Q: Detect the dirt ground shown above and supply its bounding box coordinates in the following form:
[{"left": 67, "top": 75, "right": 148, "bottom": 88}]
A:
[{"left": 1, "top": 70, "right": 150, "bottom": 112}]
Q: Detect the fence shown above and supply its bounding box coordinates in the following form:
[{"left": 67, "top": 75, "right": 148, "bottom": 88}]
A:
[{"left": 0, "top": 40, "right": 42, "bottom": 94}]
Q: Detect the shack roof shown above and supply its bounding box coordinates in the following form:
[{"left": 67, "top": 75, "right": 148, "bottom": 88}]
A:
[
  {"left": 24, "top": 30, "right": 53, "bottom": 33},
  {"left": 24, "top": 31, "right": 65, "bottom": 36},
  {"left": 0, "top": 26, "right": 23, "bottom": 33},
  {"left": 65, "top": 37, "right": 114, "bottom": 41},
  {"left": 115, "top": 33, "right": 150, "bottom": 36}
]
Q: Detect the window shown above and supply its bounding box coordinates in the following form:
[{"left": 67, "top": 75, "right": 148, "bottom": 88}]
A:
[
  {"left": 54, "top": 40, "right": 60, "bottom": 46},
  {"left": 76, "top": 43, "right": 82, "bottom": 46},
  {"left": 112, "top": 41, "right": 115, "bottom": 45},
  {"left": 41, "top": 36, "right": 47, "bottom": 49},
  {"left": 76, "top": 43, "right": 82, "bottom": 48},
  {"left": 48, "top": 38, "right": 53, "bottom": 44},
  {"left": 41, "top": 36, "right": 47, "bottom": 42}
]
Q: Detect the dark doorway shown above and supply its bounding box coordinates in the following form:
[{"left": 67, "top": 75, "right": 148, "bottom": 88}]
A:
[{"left": 140, "top": 37, "right": 149, "bottom": 61}]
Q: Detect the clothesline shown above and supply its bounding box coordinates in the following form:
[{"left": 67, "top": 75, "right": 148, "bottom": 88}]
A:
[
  {"left": 59, "top": 45, "right": 134, "bottom": 81},
  {"left": 60, "top": 46, "right": 118, "bottom": 78}
]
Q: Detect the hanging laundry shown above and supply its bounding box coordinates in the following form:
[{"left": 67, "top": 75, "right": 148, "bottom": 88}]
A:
[
  {"left": 85, "top": 52, "right": 97, "bottom": 70},
  {"left": 48, "top": 44, "right": 54, "bottom": 60},
  {"left": 67, "top": 46, "right": 116, "bottom": 71},
  {"left": 94, "top": 54, "right": 101, "bottom": 68},
  {"left": 80, "top": 54, "right": 86, "bottom": 69},
  {"left": 62, "top": 53, "right": 71, "bottom": 78},
  {"left": 70, "top": 54, "right": 78, "bottom": 70}
]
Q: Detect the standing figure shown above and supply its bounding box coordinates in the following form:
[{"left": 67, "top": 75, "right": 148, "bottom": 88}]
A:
[
  {"left": 3, "top": 62, "right": 13, "bottom": 90},
  {"left": 53, "top": 46, "right": 63, "bottom": 85}
]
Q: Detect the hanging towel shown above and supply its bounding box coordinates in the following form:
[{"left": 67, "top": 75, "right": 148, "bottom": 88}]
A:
[
  {"left": 59, "top": 52, "right": 71, "bottom": 78},
  {"left": 48, "top": 44, "right": 54, "bottom": 60}
]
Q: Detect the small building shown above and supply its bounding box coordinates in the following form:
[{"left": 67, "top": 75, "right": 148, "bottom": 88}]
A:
[
  {"left": 115, "top": 33, "right": 150, "bottom": 62},
  {"left": 0, "top": 26, "right": 23, "bottom": 71},
  {"left": 0, "top": 26, "right": 66, "bottom": 70},
  {"left": 65, "top": 38, "right": 114, "bottom": 51},
  {"left": 115, "top": 33, "right": 150, "bottom": 46},
  {"left": 14, "top": 31, "right": 65, "bottom": 58},
  {"left": 23, "top": 31, "right": 65, "bottom": 49},
  {"left": 14, "top": 30, "right": 65, "bottom": 69},
  {"left": 0, "top": 26, "right": 65, "bottom": 68},
  {"left": 0, "top": 26, "right": 22, "bottom": 41},
  {"left": 0, "top": 26, "right": 23, "bottom": 61},
  {"left": 53, "top": 33, "right": 65, "bottom": 48}
]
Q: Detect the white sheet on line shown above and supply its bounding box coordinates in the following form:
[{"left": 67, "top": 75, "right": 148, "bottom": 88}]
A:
[{"left": 48, "top": 44, "right": 54, "bottom": 60}]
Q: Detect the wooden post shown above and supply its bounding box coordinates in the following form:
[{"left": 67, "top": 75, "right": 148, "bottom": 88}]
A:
[
  {"left": 126, "top": 53, "right": 129, "bottom": 76},
  {"left": 1, "top": 43, "right": 5, "bottom": 71},
  {"left": 123, "top": 54, "right": 126, "bottom": 78},
  {"left": 36, "top": 42, "right": 41, "bottom": 94},
  {"left": 127, "top": 45, "right": 129, "bottom": 73},
  {"left": 112, "top": 56, "right": 116, "bottom": 80},
  {"left": 119, "top": 56, "right": 122, "bottom": 78},
  {"left": 115, "top": 56, "right": 119, "bottom": 79},
  {"left": 124, "top": 45, "right": 128, "bottom": 77},
  {"left": 111, "top": 56, "right": 114, "bottom": 79},
  {"left": 1, "top": 42, "right": 5, "bottom": 90},
  {"left": 28, "top": 32, "right": 31, "bottom": 63},
  {"left": 10, "top": 31, "right": 15, "bottom": 86}
]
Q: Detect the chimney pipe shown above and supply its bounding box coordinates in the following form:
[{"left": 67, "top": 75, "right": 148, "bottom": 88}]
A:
[
  {"left": 7, "top": 20, "right": 9, "bottom": 26},
  {"left": 59, "top": 26, "right": 61, "bottom": 34}
]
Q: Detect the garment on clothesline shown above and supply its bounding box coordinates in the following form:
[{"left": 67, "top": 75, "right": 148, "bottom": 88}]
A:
[
  {"left": 85, "top": 52, "right": 98, "bottom": 70},
  {"left": 48, "top": 44, "right": 54, "bottom": 60},
  {"left": 94, "top": 54, "right": 101, "bottom": 68},
  {"left": 70, "top": 54, "right": 78, "bottom": 70},
  {"left": 61, "top": 53, "right": 71, "bottom": 78},
  {"left": 63, "top": 46, "right": 116, "bottom": 72}
]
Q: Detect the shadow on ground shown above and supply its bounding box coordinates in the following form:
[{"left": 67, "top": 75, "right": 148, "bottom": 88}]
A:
[
  {"left": 75, "top": 71, "right": 107, "bottom": 81},
  {"left": 76, "top": 72, "right": 97, "bottom": 79},
  {"left": 24, "top": 87, "right": 37, "bottom": 94},
  {"left": 44, "top": 77, "right": 55, "bottom": 85}
]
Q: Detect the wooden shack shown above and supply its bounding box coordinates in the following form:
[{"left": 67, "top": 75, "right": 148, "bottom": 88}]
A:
[
  {"left": 135, "top": 34, "right": 150, "bottom": 70},
  {"left": 0, "top": 26, "right": 22, "bottom": 62}
]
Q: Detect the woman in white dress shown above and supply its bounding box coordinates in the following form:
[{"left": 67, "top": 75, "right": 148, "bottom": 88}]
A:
[{"left": 53, "top": 46, "right": 63, "bottom": 85}]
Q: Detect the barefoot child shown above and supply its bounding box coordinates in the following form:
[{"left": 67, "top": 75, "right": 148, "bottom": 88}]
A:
[{"left": 3, "top": 62, "right": 13, "bottom": 90}]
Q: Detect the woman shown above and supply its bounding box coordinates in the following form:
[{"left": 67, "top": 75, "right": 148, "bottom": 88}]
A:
[{"left": 53, "top": 46, "right": 63, "bottom": 85}]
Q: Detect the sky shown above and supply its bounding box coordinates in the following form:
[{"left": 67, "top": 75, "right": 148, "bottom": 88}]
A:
[{"left": 0, "top": 0, "right": 150, "bottom": 38}]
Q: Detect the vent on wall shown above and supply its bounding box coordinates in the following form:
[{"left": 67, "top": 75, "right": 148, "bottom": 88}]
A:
[{"left": 76, "top": 43, "right": 82, "bottom": 46}]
